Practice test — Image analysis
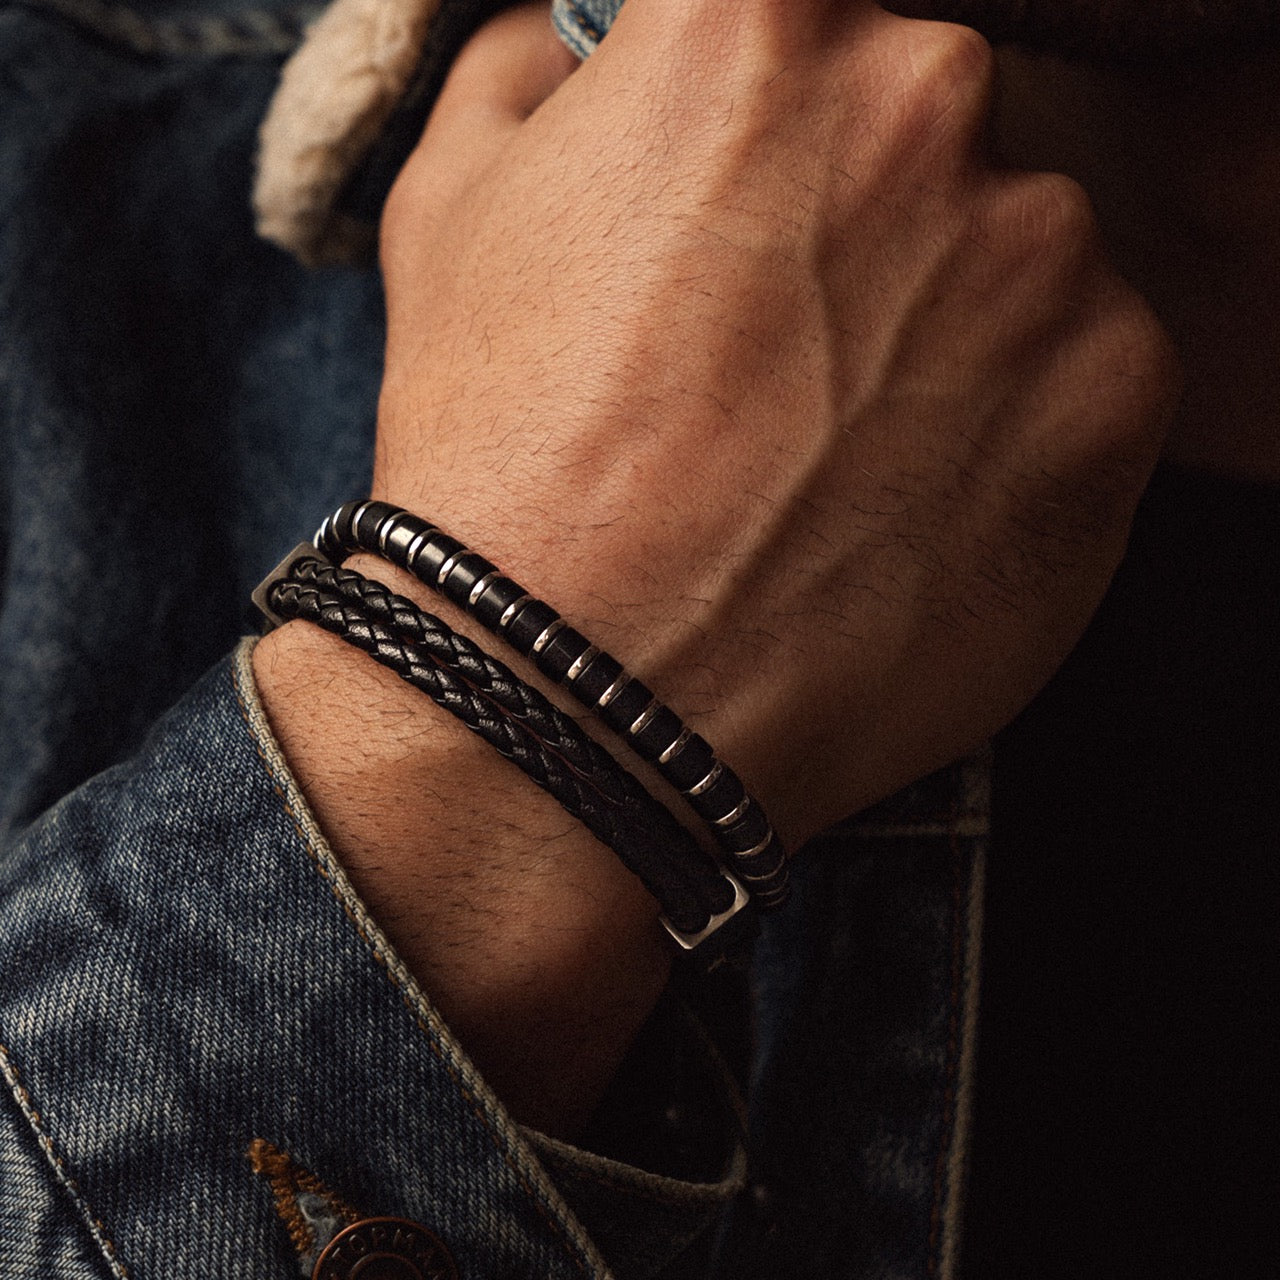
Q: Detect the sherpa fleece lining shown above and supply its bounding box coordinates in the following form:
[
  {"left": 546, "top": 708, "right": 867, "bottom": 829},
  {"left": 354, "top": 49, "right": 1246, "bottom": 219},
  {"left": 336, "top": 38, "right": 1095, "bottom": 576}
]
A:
[{"left": 254, "top": 0, "right": 441, "bottom": 267}]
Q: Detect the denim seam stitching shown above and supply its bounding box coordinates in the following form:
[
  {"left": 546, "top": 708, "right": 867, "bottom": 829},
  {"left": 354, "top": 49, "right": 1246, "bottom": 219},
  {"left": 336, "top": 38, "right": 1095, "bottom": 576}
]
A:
[
  {"left": 229, "top": 652, "right": 598, "bottom": 1279},
  {"left": 0, "top": 1041, "right": 130, "bottom": 1278},
  {"left": 549, "top": 1162, "right": 739, "bottom": 1204},
  {"left": 7, "top": 0, "right": 318, "bottom": 57},
  {"left": 247, "top": 1137, "right": 362, "bottom": 1263}
]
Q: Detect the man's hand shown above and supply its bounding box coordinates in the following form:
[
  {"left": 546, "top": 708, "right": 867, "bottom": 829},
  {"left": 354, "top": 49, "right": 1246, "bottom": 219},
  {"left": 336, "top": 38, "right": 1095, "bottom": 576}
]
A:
[
  {"left": 256, "top": 0, "right": 1175, "bottom": 1135},
  {"left": 377, "top": 0, "right": 1176, "bottom": 841}
]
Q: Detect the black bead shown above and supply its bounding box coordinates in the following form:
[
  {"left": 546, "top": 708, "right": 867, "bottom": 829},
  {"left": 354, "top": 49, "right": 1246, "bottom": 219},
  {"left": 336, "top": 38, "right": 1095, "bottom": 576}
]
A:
[
  {"left": 409, "top": 533, "right": 465, "bottom": 584},
  {"left": 472, "top": 576, "right": 528, "bottom": 630},
  {"left": 663, "top": 732, "right": 715, "bottom": 791},
  {"left": 440, "top": 552, "right": 497, "bottom": 605},
  {"left": 630, "top": 705, "right": 684, "bottom": 763},
  {"left": 687, "top": 769, "right": 747, "bottom": 824},
  {"left": 568, "top": 651, "right": 624, "bottom": 705},
  {"left": 505, "top": 600, "right": 560, "bottom": 655},
  {"left": 328, "top": 501, "right": 363, "bottom": 551},
  {"left": 352, "top": 500, "right": 401, "bottom": 547},
  {"left": 381, "top": 513, "right": 434, "bottom": 563},
  {"left": 598, "top": 679, "right": 656, "bottom": 735},
  {"left": 535, "top": 627, "right": 592, "bottom": 682},
  {"left": 722, "top": 806, "right": 772, "bottom": 856},
  {"left": 734, "top": 831, "right": 786, "bottom": 879},
  {"left": 752, "top": 880, "right": 791, "bottom": 911}
]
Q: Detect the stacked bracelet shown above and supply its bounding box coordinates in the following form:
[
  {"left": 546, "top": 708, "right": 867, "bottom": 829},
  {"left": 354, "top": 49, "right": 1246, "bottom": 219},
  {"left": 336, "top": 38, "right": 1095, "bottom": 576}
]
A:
[
  {"left": 254, "top": 546, "right": 752, "bottom": 953},
  {"left": 314, "top": 499, "right": 790, "bottom": 911}
]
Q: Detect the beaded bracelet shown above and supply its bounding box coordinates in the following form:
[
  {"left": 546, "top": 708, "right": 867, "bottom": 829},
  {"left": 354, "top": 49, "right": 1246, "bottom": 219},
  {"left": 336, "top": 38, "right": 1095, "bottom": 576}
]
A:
[
  {"left": 314, "top": 500, "right": 790, "bottom": 911},
  {"left": 254, "top": 545, "right": 753, "bottom": 953}
]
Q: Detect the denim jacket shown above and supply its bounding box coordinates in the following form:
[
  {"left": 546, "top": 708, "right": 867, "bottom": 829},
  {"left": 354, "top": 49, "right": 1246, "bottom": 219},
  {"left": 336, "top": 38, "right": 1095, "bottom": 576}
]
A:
[{"left": 0, "top": 0, "right": 985, "bottom": 1274}]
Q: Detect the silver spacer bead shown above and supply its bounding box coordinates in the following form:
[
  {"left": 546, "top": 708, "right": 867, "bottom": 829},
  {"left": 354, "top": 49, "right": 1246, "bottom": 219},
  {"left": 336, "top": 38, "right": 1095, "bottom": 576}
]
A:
[
  {"left": 532, "top": 617, "right": 568, "bottom": 654},
  {"left": 468, "top": 571, "right": 500, "bottom": 606},
  {"left": 405, "top": 530, "right": 430, "bottom": 570},
  {"left": 687, "top": 762, "right": 723, "bottom": 797},
  {"left": 736, "top": 831, "right": 776, "bottom": 862},
  {"left": 629, "top": 698, "right": 660, "bottom": 737},
  {"left": 713, "top": 796, "right": 751, "bottom": 828},
  {"left": 435, "top": 550, "right": 464, "bottom": 586},
  {"left": 597, "top": 674, "right": 629, "bottom": 708},
  {"left": 657, "top": 726, "right": 692, "bottom": 766},
  {"left": 349, "top": 500, "right": 375, "bottom": 543},
  {"left": 376, "top": 511, "right": 399, "bottom": 554},
  {"left": 499, "top": 594, "right": 532, "bottom": 629},
  {"left": 566, "top": 645, "right": 600, "bottom": 682}
]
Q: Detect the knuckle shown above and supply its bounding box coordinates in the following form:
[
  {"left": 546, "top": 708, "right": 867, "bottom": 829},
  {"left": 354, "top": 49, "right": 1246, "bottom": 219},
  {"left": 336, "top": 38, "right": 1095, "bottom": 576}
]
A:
[
  {"left": 1014, "top": 172, "right": 1098, "bottom": 245},
  {"left": 918, "top": 21, "right": 997, "bottom": 98},
  {"left": 446, "top": 8, "right": 512, "bottom": 78},
  {"left": 899, "top": 21, "right": 996, "bottom": 122},
  {"left": 1026, "top": 172, "right": 1098, "bottom": 244},
  {"left": 1045, "top": 290, "right": 1178, "bottom": 509},
  {"left": 982, "top": 172, "right": 1099, "bottom": 265},
  {"left": 378, "top": 158, "right": 438, "bottom": 283},
  {"left": 379, "top": 166, "right": 415, "bottom": 266},
  {"left": 1095, "top": 291, "right": 1182, "bottom": 430},
  {"left": 860, "top": 18, "right": 996, "bottom": 158}
]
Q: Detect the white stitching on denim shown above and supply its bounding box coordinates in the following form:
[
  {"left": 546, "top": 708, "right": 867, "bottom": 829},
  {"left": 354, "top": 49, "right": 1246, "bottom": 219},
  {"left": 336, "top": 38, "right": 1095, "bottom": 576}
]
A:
[
  {"left": 12, "top": 0, "right": 321, "bottom": 56},
  {"left": 230, "top": 640, "right": 610, "bottom": 1278},
  {"left": 0, "top": 1041, "right": 131, "bottom": 1278}
]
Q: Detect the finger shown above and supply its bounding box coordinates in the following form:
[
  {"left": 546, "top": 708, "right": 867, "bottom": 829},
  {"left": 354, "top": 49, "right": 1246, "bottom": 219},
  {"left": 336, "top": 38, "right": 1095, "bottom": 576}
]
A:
[
  {"left": 430, "top": 4, "right": 579, "bottom": 142},
  {"left": 605, "top": 0, "right": 876, "bottom": 58}
]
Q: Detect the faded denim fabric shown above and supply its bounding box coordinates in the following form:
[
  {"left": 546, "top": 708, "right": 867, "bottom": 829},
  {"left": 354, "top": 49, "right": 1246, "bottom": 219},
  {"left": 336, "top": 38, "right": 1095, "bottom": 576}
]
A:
[
  {"left": 0, "top": 645, "right": 615, "bottom": 1277},
  {"left": 0, "top": 0, "right": 984, "bottom": 1275},
  {"left": 551, "top": 0, "right": 623, "bottom": 57}
]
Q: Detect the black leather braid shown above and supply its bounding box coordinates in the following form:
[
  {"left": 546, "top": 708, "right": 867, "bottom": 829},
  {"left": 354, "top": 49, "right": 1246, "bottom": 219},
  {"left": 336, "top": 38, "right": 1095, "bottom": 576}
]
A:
[
  {"left": 268, "top": 568, "right": 733, "bottom": 934},
  {"left": 315, "top": 499, "right": 790, "bottom": 911},
  {"left": 288, "top": 557, "right": 656, "bottom": 815}
]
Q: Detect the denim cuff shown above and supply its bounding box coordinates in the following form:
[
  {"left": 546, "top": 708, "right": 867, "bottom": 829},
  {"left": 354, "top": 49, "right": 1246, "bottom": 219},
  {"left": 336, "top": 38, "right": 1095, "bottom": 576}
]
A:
[
  {"left": 0, "top": 640, "right": 741, "bottom": 1278},
  {"left": 525, "top": 993, "right": 747, "bottom": 1280}
]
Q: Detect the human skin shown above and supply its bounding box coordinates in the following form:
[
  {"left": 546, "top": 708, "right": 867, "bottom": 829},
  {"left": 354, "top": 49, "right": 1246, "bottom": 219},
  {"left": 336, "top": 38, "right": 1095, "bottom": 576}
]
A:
[
  {"left": 893, "top": 0, "right": 1280, "bottom": 484},
  {"left": 983, "top": 45, "right": 1280, "bottom": 484},
  {"left": 253, "top": 0, "right": 1175, "bottom": 1136}
]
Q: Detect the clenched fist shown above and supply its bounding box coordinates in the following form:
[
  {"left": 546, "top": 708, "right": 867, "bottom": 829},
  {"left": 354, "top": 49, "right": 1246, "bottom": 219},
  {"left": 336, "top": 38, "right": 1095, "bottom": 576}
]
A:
[
  {"left": 256, "top": 0, "right": 1176, "bottom": 1133},
  {"left": 375, "top": 0, "right": 1177, "bottom": 842}
]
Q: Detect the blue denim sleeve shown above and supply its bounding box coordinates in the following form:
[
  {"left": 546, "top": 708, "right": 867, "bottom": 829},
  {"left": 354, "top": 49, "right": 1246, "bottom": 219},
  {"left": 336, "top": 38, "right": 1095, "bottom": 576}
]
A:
[
  {"left": 0, "top": 0, "right": 983, "bottom": 1272},
  {"left": 0, "top": 641, "right": 617, "bottom": 1276}
]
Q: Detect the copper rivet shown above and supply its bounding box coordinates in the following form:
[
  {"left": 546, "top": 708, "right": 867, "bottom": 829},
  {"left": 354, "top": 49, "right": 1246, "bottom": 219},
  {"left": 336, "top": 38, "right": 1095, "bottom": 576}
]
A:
[{"left": 312, "top": 1217, "right": 458, "bottom": 1280}]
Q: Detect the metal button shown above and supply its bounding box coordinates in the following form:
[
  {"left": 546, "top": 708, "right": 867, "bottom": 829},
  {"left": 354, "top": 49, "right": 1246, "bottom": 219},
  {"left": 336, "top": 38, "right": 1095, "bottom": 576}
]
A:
[{"left": 312, "top": 1217, "right": 457, "bottom": 1280}]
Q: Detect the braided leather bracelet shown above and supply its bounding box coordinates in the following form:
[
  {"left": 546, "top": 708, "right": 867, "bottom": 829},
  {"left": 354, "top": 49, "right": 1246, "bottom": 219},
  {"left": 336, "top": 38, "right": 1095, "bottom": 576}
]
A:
[
  {"left": 254, "top": 546, "right": 751, "bottom": 950},
  {"left": 314, "top": 500, "right": 790, "bottom": 911}
]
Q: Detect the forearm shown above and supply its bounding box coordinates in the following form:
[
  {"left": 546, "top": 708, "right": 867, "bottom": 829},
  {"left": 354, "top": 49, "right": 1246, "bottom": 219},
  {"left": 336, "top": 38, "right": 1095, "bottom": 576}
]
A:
[{"left": 252, "top": 564, "right": 672, "bottom": 1139}]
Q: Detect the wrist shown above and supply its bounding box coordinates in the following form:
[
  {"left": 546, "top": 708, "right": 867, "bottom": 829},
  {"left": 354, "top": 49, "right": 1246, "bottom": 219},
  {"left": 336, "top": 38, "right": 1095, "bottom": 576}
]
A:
[{"left": 251, "top": 575, "right": 672, "bottom": 1137}]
